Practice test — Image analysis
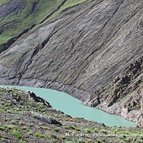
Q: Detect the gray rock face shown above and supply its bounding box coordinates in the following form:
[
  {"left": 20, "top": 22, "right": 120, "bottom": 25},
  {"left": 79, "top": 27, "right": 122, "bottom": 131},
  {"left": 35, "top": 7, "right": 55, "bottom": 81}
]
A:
[
  {"left": 0, "top": 0, "right": 143, "bottom": 123},
  {"left": 0, "top": 0, "right": 25, "bottom": 18},
  {"left": 0, "top": 0, "right": 26, "bottom": 34}
]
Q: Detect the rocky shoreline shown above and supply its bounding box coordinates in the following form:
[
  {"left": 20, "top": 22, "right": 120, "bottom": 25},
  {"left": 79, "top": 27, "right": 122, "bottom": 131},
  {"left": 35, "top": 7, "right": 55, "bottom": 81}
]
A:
[{"left": 0, "top": 79, "right": 141, "bottom": 127}]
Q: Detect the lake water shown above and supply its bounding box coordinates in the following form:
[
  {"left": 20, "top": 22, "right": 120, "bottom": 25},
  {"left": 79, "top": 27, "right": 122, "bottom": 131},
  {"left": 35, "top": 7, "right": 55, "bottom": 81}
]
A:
[{"left": 0, "top": 85, "right": 135, "bottom": 127}]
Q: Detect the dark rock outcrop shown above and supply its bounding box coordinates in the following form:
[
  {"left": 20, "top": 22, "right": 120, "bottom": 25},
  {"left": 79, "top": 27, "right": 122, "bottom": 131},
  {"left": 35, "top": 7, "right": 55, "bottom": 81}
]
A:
[
  {"left": 28, "top": 91, "right": 51, "bottom": 108},
  {"left": 33, "top": 113, "right": 62, "bottom": 126}
]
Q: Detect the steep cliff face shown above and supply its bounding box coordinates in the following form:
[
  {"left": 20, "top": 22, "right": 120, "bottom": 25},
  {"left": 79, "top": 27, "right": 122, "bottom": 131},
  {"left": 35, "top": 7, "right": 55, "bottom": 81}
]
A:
[{"left": 0, "top": 0, "right": 143, "bottom": 124}]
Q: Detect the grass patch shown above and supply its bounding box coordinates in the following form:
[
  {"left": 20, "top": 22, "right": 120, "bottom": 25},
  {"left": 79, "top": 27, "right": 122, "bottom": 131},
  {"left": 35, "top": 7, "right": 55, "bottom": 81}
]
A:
[
  {"left": 10, "top": 129, "right": 22, "bottom": 140},
  {"left": 34, "top": 132, "right": 46, "bottom": 138}
]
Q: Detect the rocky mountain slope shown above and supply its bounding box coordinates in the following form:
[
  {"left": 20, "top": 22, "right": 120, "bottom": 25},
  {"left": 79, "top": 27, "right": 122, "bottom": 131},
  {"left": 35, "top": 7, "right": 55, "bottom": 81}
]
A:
[
  {"left": 1, "top": 87, "right": 143, "bottom": 143},
  {"left": 0, "top": 0, "right": 143, "bottom": 125}
]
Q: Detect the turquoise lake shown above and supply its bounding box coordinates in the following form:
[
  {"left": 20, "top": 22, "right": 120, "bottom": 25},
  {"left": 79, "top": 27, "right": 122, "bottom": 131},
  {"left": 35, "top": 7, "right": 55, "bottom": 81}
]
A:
[{"left": 0, "top": 85, "right": 135, "bottom": 127}]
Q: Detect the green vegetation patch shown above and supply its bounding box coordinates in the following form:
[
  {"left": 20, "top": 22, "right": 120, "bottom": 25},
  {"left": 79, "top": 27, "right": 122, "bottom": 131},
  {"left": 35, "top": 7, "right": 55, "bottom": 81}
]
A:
[{"left": 0, "top": 0, "right": 88, "bottom": 44}]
